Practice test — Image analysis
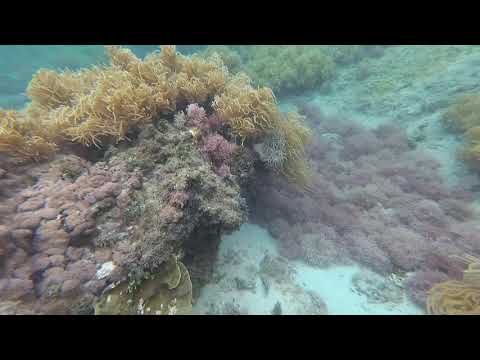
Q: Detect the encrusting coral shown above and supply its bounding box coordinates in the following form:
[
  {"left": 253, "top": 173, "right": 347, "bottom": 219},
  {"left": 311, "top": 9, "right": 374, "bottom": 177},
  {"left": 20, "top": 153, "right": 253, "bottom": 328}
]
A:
[
  {"left": 0, "top": 45, "right": 311, "bottom": 187},
  {"left": 427, "top": 255, "right": 480, "bottom": 315},
  {"left": 0, "top": 117, "right": 248, "bottom": 314},
  {"left": 95, "top": 255, "right": 193, "bottom": 315}
]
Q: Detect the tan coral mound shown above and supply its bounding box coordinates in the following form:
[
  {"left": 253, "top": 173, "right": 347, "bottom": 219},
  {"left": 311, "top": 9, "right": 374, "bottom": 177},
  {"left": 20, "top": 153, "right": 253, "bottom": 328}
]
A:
[
  {"left": 427, "top": 255, "right": 480, "bottom": 315},
  {"left": 0, "top": 45, "right": 311, "bottom": 186}
]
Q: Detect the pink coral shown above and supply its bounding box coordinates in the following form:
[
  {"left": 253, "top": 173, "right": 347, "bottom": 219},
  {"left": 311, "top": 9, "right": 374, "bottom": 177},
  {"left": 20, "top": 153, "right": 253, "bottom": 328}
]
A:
[
  {"left": 186, "top": 103, "right": 206, "bottom": 120},
  {"left": 185, "top": 104, "right": 224, "bottom": 133},
  {"left": 186, "top": 103, "right": 207, "bottom": 128},
  {"left": 203, "top": 134, "right": 238, "bottom": 167}
]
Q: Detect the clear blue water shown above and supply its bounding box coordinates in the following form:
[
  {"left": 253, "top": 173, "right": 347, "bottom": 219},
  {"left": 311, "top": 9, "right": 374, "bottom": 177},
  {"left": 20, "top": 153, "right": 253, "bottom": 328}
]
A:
[{"left": 0, "top": 45, "right": 205, "bottom": 109}]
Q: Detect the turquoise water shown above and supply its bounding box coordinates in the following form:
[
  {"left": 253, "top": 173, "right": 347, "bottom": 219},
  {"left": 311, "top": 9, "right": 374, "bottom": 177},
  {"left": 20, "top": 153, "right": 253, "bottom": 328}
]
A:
[
  {"left": 0, "top": 45, "right": 205, "bottom": 108},
  {"left": 1, "top": 45, "right": 479, "bottom": 315}
]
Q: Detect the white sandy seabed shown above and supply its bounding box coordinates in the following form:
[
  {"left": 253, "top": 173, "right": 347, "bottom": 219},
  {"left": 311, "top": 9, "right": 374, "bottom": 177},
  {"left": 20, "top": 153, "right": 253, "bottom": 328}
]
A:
[{"left": 193, "top": 223, "right": 425, "bottom": 315}]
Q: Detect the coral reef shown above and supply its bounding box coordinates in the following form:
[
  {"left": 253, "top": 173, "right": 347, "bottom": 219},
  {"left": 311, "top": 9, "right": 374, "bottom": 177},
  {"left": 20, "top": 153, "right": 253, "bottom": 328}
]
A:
[
  {"left": 405, "top": 270, "right": 450, "bottom": 308},
  {"left": 0, "top": 110, "right": 58, "bottom": 162},
  {"left": 117, "top": 122, "right": 246, "bottom": 280},
  {"left": 0, "top": 46, "right": 318, "bottom": 313},
  {"left": 0, "top": 114, "right": 247, "bottom": 314},
  {"left": 6, "top": 45, "right": 476, "bottom": 315}
]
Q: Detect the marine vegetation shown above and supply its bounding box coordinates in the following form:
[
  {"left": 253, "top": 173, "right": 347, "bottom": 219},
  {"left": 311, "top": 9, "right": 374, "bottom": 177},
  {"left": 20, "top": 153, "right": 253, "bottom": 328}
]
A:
[
  {"left": 427, "top": 255, "right": 480, "bottom": 315},
  {"left": 251, "top": 101, "right": 480, "bottom": 312},
  {"left": 231, "top": 45, "right": 336, "bottom": 95},
  {"left": 200, "top": 46, "right": 381, "bottom": 96},
  {"left": 442, "top": 93, "right": 480, "bottom": 170}
]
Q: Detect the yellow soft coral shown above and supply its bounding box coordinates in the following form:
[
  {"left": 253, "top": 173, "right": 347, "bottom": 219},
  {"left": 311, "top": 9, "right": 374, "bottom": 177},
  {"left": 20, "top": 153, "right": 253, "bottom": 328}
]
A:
[
  {"left": 443, "top": 94, "right": 480, "bottom": 132},
  {"left": 442, "top": 94, "right": 480, "bottom": 170},
  {"left": 427, "top": 255, "right": 480, "bottom": 315},
  {"left": 0, "top": 110, "right": 57, "bottom": 162},
  {"left": 213, "top": 73, "right": 279, "bottom": 139},
  {"left": 277, "top": 113, "right": 312, "bottom": 186}
]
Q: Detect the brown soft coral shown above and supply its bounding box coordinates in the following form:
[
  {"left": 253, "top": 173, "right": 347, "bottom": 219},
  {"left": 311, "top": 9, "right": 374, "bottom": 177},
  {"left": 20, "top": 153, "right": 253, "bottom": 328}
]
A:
[
  {"left": 0, "top": 110, "right": 58, "bottom": 162},
  {"left": 442, "top": 94, "right": 480, "bottom": 170},
  {"left": 427, "top": 255, "right": 480, "bottom": 315},
  {"left": 213, "top": 73, "right": 279, "bottom": 140}
]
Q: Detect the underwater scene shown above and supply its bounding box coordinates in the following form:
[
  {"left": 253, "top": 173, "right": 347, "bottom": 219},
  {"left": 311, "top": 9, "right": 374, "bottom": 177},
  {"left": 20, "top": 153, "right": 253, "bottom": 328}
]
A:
[{"left": 1, "top": 45, "right": 480, "bottom": 315}]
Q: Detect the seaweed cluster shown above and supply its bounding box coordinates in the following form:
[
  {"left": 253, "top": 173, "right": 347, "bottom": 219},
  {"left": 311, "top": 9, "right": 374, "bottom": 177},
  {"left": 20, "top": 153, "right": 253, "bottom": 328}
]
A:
[
  {"left": 251, "top": 102, "right": 480, "bottom": 313},
  {"left": 238, "top": 46, "right": 336, "bottom": 95},
  {"left": 209, "top": 46, "right": 336, "bottom": 95}
]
